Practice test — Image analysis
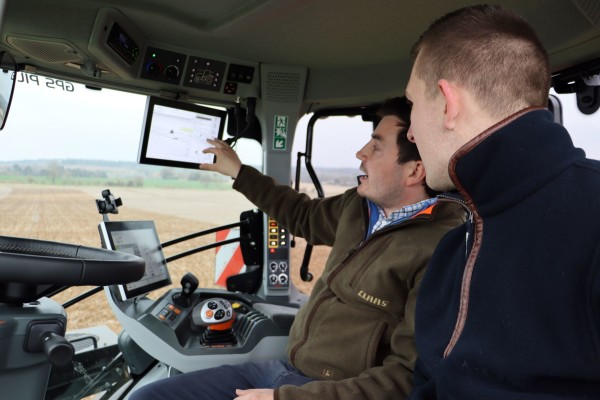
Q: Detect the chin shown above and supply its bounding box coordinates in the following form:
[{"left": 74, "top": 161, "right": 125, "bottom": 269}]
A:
[
  {"left": 431, "top": 178, "right": 455, "bottom": 193},
  {"left": 427, "top": 176, "right": 450, "bottom": 192}
]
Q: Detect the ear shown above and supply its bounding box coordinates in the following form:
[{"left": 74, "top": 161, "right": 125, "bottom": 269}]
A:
[
  {"left": 405, "top": 160, "right": 426, "bottom": 187},
  {"left": 438, "top": 79, "right": 458, "bottom": 130}
]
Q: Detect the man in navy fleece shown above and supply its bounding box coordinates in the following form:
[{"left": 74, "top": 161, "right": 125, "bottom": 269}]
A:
[{"left": 405, "top": 4, "right": 600, "bottom": 399}]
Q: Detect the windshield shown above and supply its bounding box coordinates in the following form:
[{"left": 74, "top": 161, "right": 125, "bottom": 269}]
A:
[
  {"left": 0, "top": 73, "right": 261, "bottom": 332},
  {"left": 0, "top": 74, "right": 599, "bottom": 333}
]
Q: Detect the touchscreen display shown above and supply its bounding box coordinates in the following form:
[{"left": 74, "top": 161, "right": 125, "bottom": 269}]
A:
[
  {"left": 138, "top": 96, "right": 227, "bottom": 169},
  {"left": 99, "top": 220, "right": 172, "bottom": 300}
]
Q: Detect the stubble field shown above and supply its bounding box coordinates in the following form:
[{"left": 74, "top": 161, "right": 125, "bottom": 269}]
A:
[{"left": 0, "top": 184, "right": 331, "bottom": 333}]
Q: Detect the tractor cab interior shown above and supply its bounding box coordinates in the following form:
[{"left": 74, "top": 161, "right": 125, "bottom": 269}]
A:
[{"left": 0, "top": 1, "right": 599, "bottom": 399}]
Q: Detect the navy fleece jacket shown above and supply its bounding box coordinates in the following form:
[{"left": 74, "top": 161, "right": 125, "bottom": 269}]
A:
[{"left": 410, "top": 108, "right": 600, "bottom": 399}]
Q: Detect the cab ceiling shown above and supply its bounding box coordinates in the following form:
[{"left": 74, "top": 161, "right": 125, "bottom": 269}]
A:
[{"left": 2, "top": 0, "right": 600, "bottom": 110}]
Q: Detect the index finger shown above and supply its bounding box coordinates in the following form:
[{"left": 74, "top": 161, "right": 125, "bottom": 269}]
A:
[{"left": 206, "top": 137, "right": 227, "bottom": 147}]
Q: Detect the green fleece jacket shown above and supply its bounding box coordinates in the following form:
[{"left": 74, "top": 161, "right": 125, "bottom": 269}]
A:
[{"left": 233, "top": 165, "right": 465, "bottom": 400}]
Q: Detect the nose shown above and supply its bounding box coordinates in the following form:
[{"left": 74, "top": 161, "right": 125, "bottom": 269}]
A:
[
  {"left": 407, "top": 127, "right": 416, "bottom": 143},
  {"left": 356, "top": 145, "right": 367, "bottom": 161}
]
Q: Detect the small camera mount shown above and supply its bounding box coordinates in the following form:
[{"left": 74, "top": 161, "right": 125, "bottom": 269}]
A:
[{"left": 96, "top": 189, "right": 122, "bottom": 221}]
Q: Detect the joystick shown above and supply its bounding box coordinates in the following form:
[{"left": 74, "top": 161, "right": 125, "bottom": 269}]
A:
[
  {"left": 172, "top": 272, "right": 199, "bottom": 308},
  {"left": 192, "top": 298, "right": 236, "bottom": 345}
]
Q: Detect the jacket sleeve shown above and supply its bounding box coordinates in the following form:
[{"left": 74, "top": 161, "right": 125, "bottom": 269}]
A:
[
  {"left": 274, "top": 262, "right": 428, "bottom": 400},
  {"left": 232, "top": 165, "right": 351, "bottom": 246}
]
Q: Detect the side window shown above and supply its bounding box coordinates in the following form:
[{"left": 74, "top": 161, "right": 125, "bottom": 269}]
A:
[
  {"left": 289, "top": 114, "right": 373, "bottom": 293},
  {"left": 553, "top": 91, "right": 600, "bottom": 160},
  {"left": 293, "top": 114, "right": 373, "bottom": 195},
  {"left": 231, "top": 137, "right": 263, "bottom": 170}
]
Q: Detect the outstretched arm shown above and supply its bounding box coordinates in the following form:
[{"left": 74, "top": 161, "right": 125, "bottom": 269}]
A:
[
  {"left": 202, "top": 141, "right": 346, "bottom": 245},
  {"left": 199, "top": 138, "right": 242, "bottom": 179}
]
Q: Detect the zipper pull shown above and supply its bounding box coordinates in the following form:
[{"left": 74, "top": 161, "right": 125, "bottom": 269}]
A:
[{"left": 465, "top": 212, "right": 473, "bottom": 259}]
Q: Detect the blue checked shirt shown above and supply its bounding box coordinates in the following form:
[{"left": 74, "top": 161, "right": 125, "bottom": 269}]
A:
[{"left": 367, "top": 197, "right": 438, "bottom": 238}]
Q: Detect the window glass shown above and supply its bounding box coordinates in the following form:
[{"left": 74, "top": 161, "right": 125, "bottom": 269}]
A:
[
  {"left": 292, "top": 114, "right": 372, "bottom": 196},
  {"left": 553, "top": 91, "right": 600, "bottom": 160},
  {"left": 290, "top": 114, "right": 373, "bottom": 293}
]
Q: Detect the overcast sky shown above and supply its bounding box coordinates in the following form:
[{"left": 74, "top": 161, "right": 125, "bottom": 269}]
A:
[{"left": 0, "top": 74, "right": 598, "bottom": 168}]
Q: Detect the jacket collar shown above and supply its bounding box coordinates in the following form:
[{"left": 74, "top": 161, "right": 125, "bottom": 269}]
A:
[{"left": 448, "top": 107, "right": 586, "bottom": 217}]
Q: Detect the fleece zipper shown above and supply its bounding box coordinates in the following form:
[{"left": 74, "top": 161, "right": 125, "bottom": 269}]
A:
[
  {"left": 436, "top": 194, "right": 481, "bottom": 358},
  {"left": 438, "top": 108, "right": 544, "bottom": 358}
]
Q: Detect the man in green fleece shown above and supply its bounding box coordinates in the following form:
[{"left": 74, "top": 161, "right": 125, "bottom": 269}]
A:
[{"left": 129, "top": 97, "right": 465, "bottom": 400}]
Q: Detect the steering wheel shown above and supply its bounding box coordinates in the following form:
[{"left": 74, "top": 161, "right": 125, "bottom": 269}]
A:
[{"left": 0, "top": 235, "right": 145, "bottom": 303}]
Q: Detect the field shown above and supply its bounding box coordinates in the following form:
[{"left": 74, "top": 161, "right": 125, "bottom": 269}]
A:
[{"left": 0, "top": 183, "right": 332, "bottom": 333}]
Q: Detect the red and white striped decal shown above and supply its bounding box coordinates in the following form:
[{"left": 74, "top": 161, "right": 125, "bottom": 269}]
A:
[{"left": 214, "top": 228, "right": 245, "bottom": 286}]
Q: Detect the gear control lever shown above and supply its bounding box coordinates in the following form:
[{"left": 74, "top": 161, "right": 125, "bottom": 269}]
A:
[
  {"left": 172, "top": 272, "right": 199, "bottom": 308},
  {"left": 192, "top": 298, "right": 236, "bottom": 345}
]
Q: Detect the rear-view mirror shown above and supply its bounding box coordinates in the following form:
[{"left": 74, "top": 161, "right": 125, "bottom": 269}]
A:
[{"left": 0, "top": 51, "right": 17, "bottom": 130}]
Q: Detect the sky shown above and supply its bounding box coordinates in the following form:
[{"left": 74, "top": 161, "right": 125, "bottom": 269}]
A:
[{"left": 0, "top": 73, "right": 599, "bottom": 168}]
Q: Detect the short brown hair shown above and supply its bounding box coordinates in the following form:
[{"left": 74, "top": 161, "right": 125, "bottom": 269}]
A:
[
  {"left": 411, "top": 4, "right": 550, "bottom": 118},
  {"left": 377, "top": 97, "right": 439, "bottom": 197}
]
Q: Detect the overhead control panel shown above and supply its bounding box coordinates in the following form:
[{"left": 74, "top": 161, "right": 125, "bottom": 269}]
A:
[
  {"left": 140, "top": 47, "right": 186, "bottom": 85},
  {"left": 106, "top": 23, "right": 140, "bottom": 66},
  {"left": 88, "top": 8, "right": 146, "bottom": 79},
  {"left": 227, "top": 64, "right": 255, "bottom": 84},
  {"left": 138, "top": 48, "right": 255, "bottom": 97},
  {"left": 182, "top": 56, "right": 227, "bottom": 92},
  {"left": 89, "top": 8, "right": 258, "bottom": 98},
  {"left": 224, "top": 64, "right": 255, "bottom": 95}
]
